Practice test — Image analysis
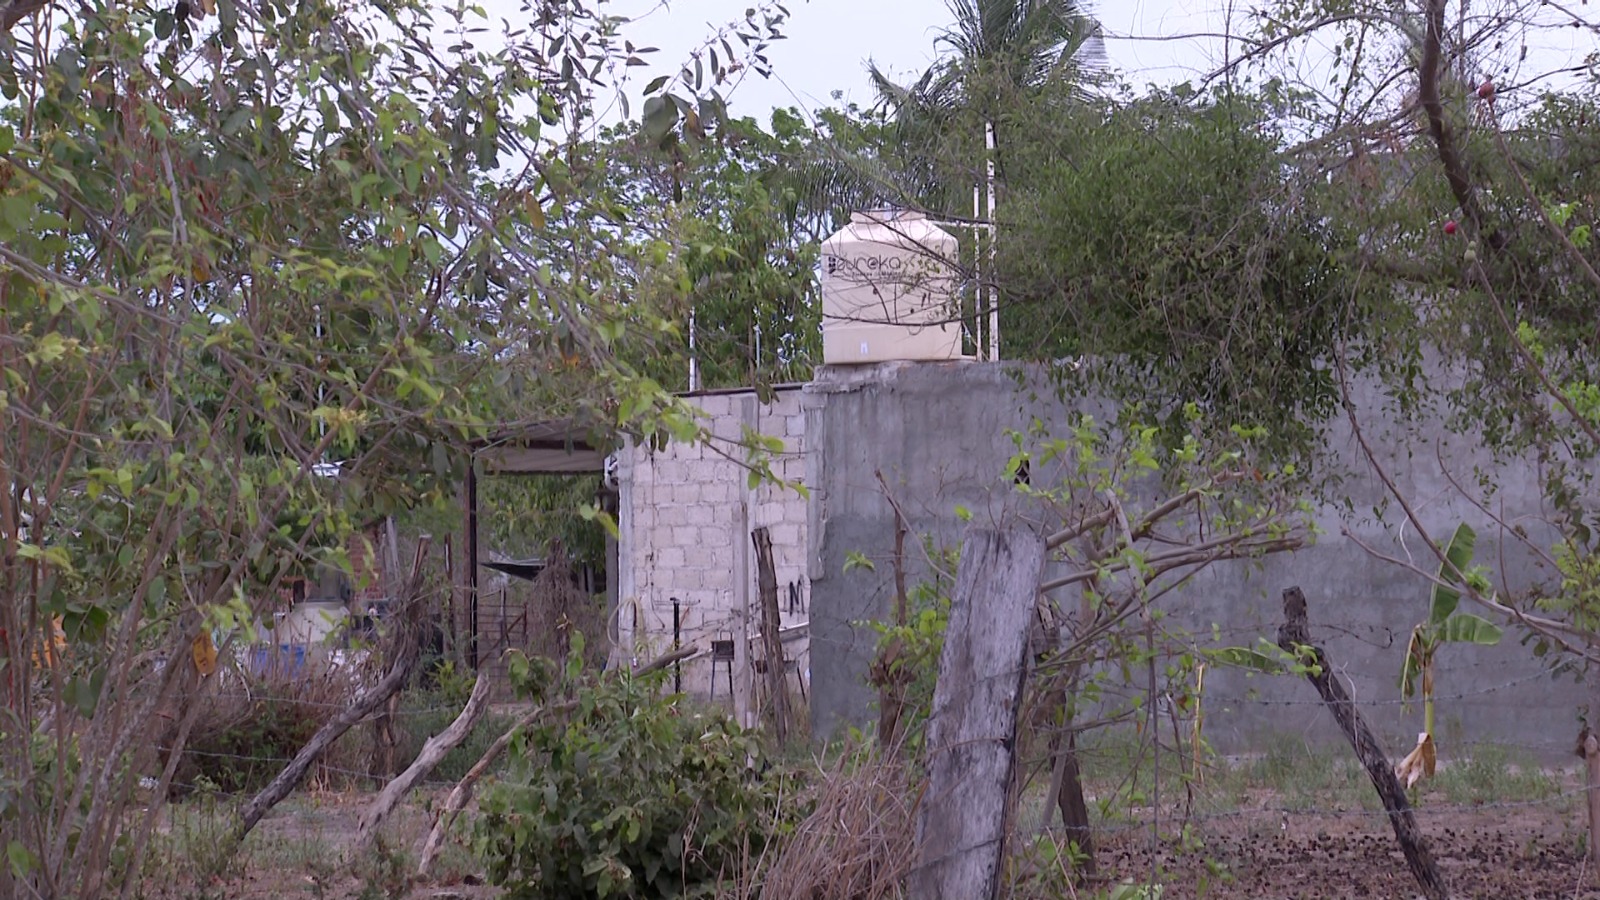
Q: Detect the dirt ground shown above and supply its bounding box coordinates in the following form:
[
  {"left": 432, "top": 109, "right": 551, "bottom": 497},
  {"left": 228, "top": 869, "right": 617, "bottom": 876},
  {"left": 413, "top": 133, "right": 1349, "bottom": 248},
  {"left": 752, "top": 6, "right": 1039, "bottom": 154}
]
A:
[
  {"left": 142, "top": 788, "right": 502, "bottom": 900},
  {"left": 1095, "top": 804, "right": 1596, "bottom": 899},
  {"left": 143, "top": 781, "right": 1598, "bottom": 898}
]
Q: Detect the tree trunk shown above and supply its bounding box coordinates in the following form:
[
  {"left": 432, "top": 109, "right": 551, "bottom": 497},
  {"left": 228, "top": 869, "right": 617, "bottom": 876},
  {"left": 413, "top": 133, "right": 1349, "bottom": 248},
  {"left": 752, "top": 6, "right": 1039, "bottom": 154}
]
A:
[
  {"left": 1580, "top": 726, "right": 1600, "bottom": 875},
  {"left": 869, "top": 636, "right": 911, "bottom": 748},
  {"left": 1047, "top": 716, "right": 1094, "bottom": 872},
  {"left": 369, "top": 692, "right": 400, "bottom": 779},
  {"left": 910, "top": 527, "right": 1045, "bottom": 900},
  {"left": 1277, "top": 586, "right": 1448, "bottom": 900}
]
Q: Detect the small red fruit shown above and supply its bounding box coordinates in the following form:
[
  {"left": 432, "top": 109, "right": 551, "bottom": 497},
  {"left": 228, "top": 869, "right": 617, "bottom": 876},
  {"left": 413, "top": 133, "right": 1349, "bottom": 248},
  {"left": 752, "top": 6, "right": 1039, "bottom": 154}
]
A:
[
  {"left": 1444, "top": 220, "right": 1458, "bottom": 235},
  {"left": 1477, "top": 80, "right": 1495, "bottom": 102}
]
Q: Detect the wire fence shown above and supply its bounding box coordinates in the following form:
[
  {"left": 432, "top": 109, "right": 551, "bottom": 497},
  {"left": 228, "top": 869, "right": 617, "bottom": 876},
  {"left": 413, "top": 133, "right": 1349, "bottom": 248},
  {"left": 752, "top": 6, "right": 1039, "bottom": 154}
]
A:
[
  {"left": 124, "top": 591, "right": 1600, "bottom": 896},
  {"left": 122, "top": 657, "right": 1600, "bottom": 900}
]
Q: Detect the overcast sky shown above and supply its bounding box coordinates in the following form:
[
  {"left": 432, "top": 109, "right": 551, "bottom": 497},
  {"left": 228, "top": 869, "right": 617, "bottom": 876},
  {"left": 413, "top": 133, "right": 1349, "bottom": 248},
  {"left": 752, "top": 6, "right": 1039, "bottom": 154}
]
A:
[
  {"left": 572, "top": 0, "right": 1597, "bottom": 131},
  {"left": 602, "top": 0, "right": 1233, "bottom": 120}
]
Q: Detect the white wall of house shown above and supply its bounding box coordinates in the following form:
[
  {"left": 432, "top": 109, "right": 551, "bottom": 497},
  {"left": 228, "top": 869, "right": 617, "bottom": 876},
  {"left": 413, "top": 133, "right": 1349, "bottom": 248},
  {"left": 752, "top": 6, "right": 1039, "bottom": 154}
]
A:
[{"left": 615, "top": 385, "right": 810, "bottom": 726}]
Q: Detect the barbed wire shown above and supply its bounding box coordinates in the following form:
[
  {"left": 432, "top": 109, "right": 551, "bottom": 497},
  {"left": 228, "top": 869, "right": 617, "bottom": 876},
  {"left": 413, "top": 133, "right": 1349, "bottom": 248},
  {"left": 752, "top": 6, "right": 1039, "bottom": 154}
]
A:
[
  {"left": 198, "top": 692, "right": 501, "bottom": 716},
  {"left": 803, "top": 627, "right": 1577, "bottom": 709},
  {"left": 167, "top": 747, "right": 464, "bottom": 790},
  {"left": 1070, "top": 785, "right": 1592, "bottom": 840},
  {"left": 1201, "top": 670, "right": 1565, "bottom": 707}
]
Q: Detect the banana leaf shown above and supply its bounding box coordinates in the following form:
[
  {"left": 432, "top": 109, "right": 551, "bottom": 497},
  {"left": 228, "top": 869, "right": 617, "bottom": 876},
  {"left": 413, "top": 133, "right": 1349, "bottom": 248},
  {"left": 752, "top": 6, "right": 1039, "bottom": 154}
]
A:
[{"left": 1429, "top": 523, "right": 1478, "bottom": 626}]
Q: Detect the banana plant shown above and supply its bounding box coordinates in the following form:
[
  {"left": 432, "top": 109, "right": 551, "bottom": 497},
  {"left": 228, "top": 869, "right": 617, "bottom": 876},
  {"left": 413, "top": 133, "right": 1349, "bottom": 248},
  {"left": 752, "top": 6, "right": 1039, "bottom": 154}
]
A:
[{"left": 1395, "top": 523, "right": 1503, "bottom": 787}]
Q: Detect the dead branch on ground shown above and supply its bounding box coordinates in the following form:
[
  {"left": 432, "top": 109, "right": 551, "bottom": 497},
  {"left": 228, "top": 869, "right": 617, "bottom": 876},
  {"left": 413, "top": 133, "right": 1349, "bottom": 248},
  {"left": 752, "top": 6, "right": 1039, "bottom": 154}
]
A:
[
  {"left": 353, "top": 658, "right": 496, "bottom": 854},
  {"left": 230, "top": 537, "right": 431, "bottom": 847},
  {"left": 414, "top": 644, "right": 697, "bottom": 877}
]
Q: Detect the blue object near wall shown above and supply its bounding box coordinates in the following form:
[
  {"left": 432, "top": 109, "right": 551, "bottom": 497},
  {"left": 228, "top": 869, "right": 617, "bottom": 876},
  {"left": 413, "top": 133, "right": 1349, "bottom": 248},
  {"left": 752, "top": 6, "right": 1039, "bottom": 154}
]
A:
[{"left": 249, "top": 643, "right": 308, "bottom": 680}]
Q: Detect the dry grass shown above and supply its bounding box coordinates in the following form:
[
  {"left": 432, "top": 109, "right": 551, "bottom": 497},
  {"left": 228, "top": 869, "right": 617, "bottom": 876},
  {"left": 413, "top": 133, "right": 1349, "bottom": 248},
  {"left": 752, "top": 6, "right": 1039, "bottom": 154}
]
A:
[
  {"left": 526, "top": 544, "right": 606, "bottom": 670},
  {"left": 174, "top": 662, "right": 375, "bottom": 794},
  {"left": 757, "top": 744, "right": 917, "bottom": 900}
]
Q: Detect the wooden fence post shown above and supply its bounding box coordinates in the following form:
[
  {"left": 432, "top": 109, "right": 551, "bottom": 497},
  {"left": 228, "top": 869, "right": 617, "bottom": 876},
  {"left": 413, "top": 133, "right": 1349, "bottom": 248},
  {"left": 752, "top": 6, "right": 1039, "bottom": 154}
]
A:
[
  {"left": 1277, "top": 586, "right": 1449, "bottom": 900},
  {"left": 910, "top": 527, "right": 1045, "bottom": 900},
  {"left": 751, "top": 526, "right": 790, "bottom": 744}
]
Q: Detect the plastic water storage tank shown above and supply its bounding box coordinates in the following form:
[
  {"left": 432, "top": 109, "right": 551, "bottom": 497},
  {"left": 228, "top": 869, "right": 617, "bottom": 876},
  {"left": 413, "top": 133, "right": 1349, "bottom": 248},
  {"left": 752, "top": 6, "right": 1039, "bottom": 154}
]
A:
[{"left": 820, "top": 209, "right": 962, "bottom": 364}]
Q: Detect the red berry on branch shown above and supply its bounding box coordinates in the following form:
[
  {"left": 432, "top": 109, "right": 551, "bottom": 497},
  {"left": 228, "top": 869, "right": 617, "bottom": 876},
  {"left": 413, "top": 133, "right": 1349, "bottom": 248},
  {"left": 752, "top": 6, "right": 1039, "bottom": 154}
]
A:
[{"left": 1444, "top": 220, "right": 1458, "bottom": 235}]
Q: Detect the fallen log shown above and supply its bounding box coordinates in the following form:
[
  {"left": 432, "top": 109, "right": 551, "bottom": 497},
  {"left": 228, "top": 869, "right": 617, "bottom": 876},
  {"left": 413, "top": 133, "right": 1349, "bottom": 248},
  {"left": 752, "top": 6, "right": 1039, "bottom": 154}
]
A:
[{"left": 353, "top": 663, "right": 495, "bottom": 853}]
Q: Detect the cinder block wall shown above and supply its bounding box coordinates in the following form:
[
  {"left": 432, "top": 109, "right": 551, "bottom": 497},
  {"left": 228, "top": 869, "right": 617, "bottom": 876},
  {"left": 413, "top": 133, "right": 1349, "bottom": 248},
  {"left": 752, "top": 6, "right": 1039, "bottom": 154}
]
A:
[{"left": 616, "top": 386, "right": 811, "bottom": 724}]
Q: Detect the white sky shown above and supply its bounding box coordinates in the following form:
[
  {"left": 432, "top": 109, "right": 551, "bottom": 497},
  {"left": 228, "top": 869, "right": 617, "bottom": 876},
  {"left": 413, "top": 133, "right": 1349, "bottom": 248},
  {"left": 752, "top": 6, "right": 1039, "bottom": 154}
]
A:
[
  {"left": 584, "top": 0, "right": 1597, "bottom": 128},
  {"left": 605, "top": 0, "right": 1235, "bottom": 120}
]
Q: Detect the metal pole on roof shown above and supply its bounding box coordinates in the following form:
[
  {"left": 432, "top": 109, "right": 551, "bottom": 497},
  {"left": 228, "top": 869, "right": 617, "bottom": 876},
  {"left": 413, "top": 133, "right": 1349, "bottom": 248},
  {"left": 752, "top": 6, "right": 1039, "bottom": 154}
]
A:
[
  {"left": 466, "top": 458, "right": 480, "bottom": 670},
  {"left": 985, "top": 119, "right": 999, "bottom": 362},
  {"left": 971, "top": 181, "right": 983, "bottom": 356},
  {"left": 688, "top": 311, "right": 701, "bottom": 391}
]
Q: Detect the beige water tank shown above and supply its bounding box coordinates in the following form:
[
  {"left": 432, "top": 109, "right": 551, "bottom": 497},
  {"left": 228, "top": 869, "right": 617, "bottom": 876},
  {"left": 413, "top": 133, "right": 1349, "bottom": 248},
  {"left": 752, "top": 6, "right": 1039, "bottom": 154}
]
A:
[
  {"left": 274, "top": 601, "right": 348, "bottom": 645},
  {"left": 820, "top": 209, "right": 962, "bottom": 364}
]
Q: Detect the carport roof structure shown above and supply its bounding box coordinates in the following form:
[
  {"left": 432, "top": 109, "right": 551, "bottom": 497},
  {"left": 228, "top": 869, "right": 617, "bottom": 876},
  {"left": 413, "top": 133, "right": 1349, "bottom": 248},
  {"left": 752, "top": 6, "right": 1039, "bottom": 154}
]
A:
[
  {"left": 473, "top": 418, "right": 609, "bottom": 474},
  {"left": 461, "top": 418, "right": 610, "bottom": 669}
]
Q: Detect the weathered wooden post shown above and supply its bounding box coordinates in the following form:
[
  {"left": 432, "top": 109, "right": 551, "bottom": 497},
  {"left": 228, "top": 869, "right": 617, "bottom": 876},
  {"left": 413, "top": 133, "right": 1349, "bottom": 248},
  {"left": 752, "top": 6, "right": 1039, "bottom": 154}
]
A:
[
  {"left": 1277, "top": 586, "right": 1448, "bottom": 900},
  {"left": 751, "top": 526, "right": 790, "bottom": 743},
  {"left": 910, "top": 527, "right": 1045, "bottom": 900}
]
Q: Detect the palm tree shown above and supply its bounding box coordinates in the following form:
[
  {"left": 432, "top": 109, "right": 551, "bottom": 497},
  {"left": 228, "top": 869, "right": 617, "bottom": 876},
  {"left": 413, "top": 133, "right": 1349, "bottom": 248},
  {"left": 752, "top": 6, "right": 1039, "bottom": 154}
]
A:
[
  {"left": 869, "top": 0, "right": 1106, "bottom": 198},
  {"left": 867, "top": 0, "right": 1106, "bottom": 357}
]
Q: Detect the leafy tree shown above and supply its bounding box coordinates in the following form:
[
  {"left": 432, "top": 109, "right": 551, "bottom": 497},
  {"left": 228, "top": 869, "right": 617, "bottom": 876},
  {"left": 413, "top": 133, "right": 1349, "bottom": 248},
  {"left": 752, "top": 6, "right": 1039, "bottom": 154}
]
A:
[
  {"left": 0, "top": 0, "right": 796, "bottom": 894},
  {"left": 575, "top": 112, "right": 825, "bottom": 391},
  {"left": 867, "top": 0, "right": 1107, "bottom": 208},
  {"left": 1202, "top": 0, "right": 1600, "bottom": 670},
  {"left": 997, "top": 86, "right": 1397, "bottom": 465}
]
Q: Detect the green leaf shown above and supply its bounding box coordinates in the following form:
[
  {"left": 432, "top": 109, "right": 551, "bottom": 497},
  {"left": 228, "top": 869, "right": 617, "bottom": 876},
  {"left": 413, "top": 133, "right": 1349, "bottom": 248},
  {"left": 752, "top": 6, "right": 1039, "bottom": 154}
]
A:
[
  {"left": 1203, "top": 638, "right": 1289, "bottom": 674},
  {"left": 1437, "top": 612, "right": 1502, "bottom": 646},
  {"left": 1429, "top": 523, "right": 1477, "bottom": 626},
  {"left": 641, "top": 95, "right": 678, "bottom": 145},
  {"left": 0, "top": 194, "right": 35, "bottom": 234},
  {"left": 843, "top": 550, "right": 875, "bottom": 574},
  {"left": 7, "top": 840, "right": 35, "bottom": 879}
]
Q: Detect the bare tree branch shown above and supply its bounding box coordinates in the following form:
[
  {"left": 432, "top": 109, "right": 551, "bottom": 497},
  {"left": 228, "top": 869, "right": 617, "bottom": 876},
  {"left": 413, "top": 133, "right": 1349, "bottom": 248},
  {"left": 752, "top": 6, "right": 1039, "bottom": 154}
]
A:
[
  {"left": 0, "top": 0, "right": 51, "bottom": 31},
  {"left": 1418, "top": 0, "right": 1502, "bottom": 250}
]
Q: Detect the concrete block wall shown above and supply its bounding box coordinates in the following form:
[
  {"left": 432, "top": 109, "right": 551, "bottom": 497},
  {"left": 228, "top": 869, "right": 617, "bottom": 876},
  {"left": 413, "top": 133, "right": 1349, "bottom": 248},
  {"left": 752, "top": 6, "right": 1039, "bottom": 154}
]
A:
[
  {"left": 616, "top": 386, "right": 811, "bottom": 725},
  {"left": 803, "top": 359, "right": 1594, "bottom": 759}
]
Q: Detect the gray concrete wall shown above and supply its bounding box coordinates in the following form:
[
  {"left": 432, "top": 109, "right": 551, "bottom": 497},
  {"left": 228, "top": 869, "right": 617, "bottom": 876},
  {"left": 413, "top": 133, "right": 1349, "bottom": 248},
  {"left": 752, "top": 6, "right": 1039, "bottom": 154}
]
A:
[{"left": 805, "top": 360, "right": 1586, "bottom": 759}]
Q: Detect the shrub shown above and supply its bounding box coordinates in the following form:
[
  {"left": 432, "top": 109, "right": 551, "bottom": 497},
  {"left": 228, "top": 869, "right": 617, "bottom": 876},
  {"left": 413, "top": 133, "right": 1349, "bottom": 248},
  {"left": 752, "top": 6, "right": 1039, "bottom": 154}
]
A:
[
  {"left": 473, "top": 659, "right": 797, "bottom": 898},
  {"left": 179, "top": 665, "right": 367, "bottom": 793}
]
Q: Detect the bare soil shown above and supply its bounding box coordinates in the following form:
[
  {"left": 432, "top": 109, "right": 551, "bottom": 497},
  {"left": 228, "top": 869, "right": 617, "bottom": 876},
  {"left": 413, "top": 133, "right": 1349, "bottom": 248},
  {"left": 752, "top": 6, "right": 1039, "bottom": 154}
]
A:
[
  {"left": 144, "top": 782, "right": 1598, "bottom": 897},
  {"left": 1095, "top": 804, "right": 1597, "bottom": 899}
]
